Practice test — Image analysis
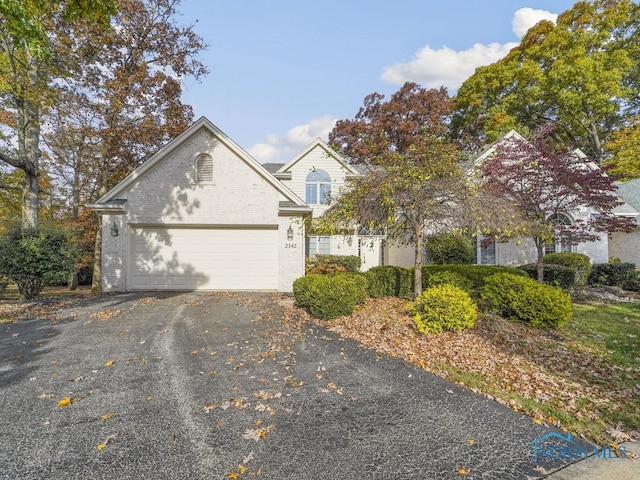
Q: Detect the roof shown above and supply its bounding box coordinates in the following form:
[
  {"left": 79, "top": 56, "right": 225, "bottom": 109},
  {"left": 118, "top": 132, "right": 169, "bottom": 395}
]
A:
[
  {"left": 87, "top": 117, "right": 310, "bottom": 214},
  {"left": 262, "top": 163, "right": 285, "bottom": 174},
  {"left": 615, "top": 178, "right": 640, "bottom": 210},
  {"left": 276, "top": 138, "right": 360, "bottom": 177}
]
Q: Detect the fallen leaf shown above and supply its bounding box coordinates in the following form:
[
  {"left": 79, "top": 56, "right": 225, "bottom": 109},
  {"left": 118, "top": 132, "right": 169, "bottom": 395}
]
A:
[
  {"left": 57, "top": 396, "right": 72, "bottom": 407},
  {"left": 104, "top": 360, "right": 115, "bottom": 367},
  {"left": 38, "top": 393, "right": 55, "bottom": 399},
  {"left": 97, "top": 433, "right": 117, "bottom": 451},
  {"left": 242, "top": 451, "right": 255, "bottom": 464},
  {"left": 226, "top": 473, "right": 239, "bottom": 480},
  {"left": 238, "top": 464, "right": 247, "bottom": 474},
  {"left": 101, "top": 413, "right": 116, "bottom": 421},
  {"left": 456, "top": 466, "right": 471, "bottom": 476},
  {"left": 466, "top": 438, "right": 475, "bottom": 445}
]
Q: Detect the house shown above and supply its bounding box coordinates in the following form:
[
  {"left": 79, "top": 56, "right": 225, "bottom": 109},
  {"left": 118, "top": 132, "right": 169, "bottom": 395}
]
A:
[
  {"left": 87, "top": 117, "right": 312, "bottom": 292},
  {"left": 87, "top": 117, "right": 387, "bottom": 293},
  {"left": 610, "top": 178, "right": 640, "bottom": 266}
]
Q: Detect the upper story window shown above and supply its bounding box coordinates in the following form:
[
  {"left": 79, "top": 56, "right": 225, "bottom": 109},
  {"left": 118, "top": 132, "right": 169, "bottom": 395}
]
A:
[
  {"left": 196, "top": 154, "right": 213, "bottom": 183},
  {"left": 305, "top": 169, "right": 331, "bottom": 204},
  {"left": 545, "top": 212, "right": 574, "bottom": 254}
]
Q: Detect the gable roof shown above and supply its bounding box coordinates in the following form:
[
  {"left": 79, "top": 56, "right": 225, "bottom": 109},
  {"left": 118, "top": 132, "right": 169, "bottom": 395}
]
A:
[
  {"left": 614, "top": 178, "right": 640, "bottom": 218},
  {"left": 276, "top": 138, "right": 360, "bottom": 177},
  {"left": 87, "top": 117, "right": 310, "bottom": 213}
]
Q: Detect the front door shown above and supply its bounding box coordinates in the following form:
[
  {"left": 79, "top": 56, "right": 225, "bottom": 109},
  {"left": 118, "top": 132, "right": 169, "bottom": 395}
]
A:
[{"left": 359, "top": 237, "right": 382, "bottom": 271}]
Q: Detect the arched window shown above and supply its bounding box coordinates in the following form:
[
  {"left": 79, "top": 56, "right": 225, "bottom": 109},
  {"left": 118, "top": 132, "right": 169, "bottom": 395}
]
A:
[
  {"left": 305, "top": 169, "right": 331, "bottom": 204},
  {"left": 545, "top": 213, "right": 573, "bottom": 254},
  {"left": 196, "top": 154, "right": 213, "bottom": 183}
]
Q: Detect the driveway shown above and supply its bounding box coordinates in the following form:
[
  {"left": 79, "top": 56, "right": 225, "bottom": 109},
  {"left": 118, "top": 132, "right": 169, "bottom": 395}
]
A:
[{"left": 0, "top": 292, "right": 587, "bottom": 479}]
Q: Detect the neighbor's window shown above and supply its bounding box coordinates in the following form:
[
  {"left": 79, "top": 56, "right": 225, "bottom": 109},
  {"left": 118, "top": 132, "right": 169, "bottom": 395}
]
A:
[
  {"left": 196, "top": 154, "right": 213, "bottom": 183},
  {"left": 545, "top": 213, "right": 574, "bottom": 254},
  {"left": 306, "top": 235, "right": 330, "bottom": 257},
  {"left": 474, "top": 235, "right": 496, "bottom": 265},
  {"left": 305, "top": 169, "right": 331, "bottom": 204}
]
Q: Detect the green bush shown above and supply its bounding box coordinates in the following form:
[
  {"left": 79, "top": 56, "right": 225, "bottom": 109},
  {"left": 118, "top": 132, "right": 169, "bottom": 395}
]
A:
[
  {"left": 420, "top": 265, "right": 528, "bottom": 300},
  {"left": 543, "top": 253, "right": 591, "bottom": 285},
  {"left": 294, "top": 272, "right": 368, "bottom": 320},
  {"left": 306, "top": 254, "right": 361, "bottom": 274},
  {"left": 424, "top": 232, "right": 474, "bottom": 265},
  {"left": 588, "top": 260, "right": 639, "bottom": 291},
  {"left": 481, "top": 273, "right": 572, "bottom": 328},
  {"left": 517, "top": 263, "right": 576, "bottom": 290},
  {"left": 366, "top": 265, "right": 412, "bottom": 298},
  {"left": 0, "top": 276, "right": 9, "bottom": 296},
  {"left": 426, "top": 271, "right": 473, "bottom": 294},
  {"left": 408, "top": 284, "right": 478, "bottom": 334},
  {"left": 0, "top": 224, "right": 78, "bottom": 300}
]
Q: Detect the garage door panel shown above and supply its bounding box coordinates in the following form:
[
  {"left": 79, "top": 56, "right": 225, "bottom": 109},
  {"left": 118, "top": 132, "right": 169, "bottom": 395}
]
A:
[{"left": 131, "top": 227, "right": 278, "bottom": 290}]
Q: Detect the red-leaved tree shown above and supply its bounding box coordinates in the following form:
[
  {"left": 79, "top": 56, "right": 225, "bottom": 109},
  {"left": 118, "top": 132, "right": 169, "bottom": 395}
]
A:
[{"left": 480, "top": 125, "right": 635, "bottom": 282}]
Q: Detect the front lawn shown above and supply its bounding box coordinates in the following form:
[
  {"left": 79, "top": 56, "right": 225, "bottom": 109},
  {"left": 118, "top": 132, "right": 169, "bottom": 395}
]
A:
[{"left": 289, "top": 296, "right": 640, "bottom": 445}]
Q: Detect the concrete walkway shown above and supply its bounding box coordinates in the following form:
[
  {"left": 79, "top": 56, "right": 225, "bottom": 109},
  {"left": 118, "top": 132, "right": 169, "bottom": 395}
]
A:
[{"left": 1, "top": 292, "right": 635, "bottom": 479}]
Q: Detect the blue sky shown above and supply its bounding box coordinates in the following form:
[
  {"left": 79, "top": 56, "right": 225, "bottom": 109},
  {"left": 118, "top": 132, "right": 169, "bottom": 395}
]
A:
[{"left": 178, "top": 1, "right": 577, "bottom": 163}]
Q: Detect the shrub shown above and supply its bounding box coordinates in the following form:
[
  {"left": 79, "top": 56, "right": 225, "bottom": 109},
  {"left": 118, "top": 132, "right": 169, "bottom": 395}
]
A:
[
  {"left": 0, "top": 276, "right": 9, "bottom": 296},
  {"left": 518, "top": 263, "right": 576, "bottom": 290},
  {"left": 426, "top": 271, "right": 473, "bottom": 294},
  {"left": 306, "top": 254, "right": 361, "bottom": 274},
  {"left": 0, "top": 224, "right": 78, "bottom": 300},
  {"left": 420, "top": 265, "right": 528, "bottom": 300},
  {"left": 481, "top": 273, "right": 572, "bottom": 328},
  {"left": 366, "top": 265, "right": 412, "bottom": 298},
  {"left": 543, "top": 252, "right": 591, "bottom": 285},
  {"left": 294, "top": 272, "right": 368, "bottom": 320},
  {"left": 588, "top": 260, "right": 639, "bottom": 291},
  {"left": 408, "top": 284, "right": 477, "bottom": 334},
  {"left": 424, "top": 232, "right": 474, "bottom": 265}
]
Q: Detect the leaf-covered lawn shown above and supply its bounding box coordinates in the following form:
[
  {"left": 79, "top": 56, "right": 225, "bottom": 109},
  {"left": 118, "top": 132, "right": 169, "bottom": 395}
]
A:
[{"left": 288, "top": 297, "right": 640, "bottom": 445}]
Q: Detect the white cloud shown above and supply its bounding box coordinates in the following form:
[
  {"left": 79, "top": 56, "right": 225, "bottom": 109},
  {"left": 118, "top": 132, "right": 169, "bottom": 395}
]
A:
[
  {"left": 249, "top": 115, "right": 337, "bottom": 163},
  {"left": 381, "top": 42, "right": 518, "bottom": 91},
  {"left": 512, "top": 7, "right": 558, "bottom": 38},
  {"left": 381, "top": 7, "right": 557, "bottom": 91}
]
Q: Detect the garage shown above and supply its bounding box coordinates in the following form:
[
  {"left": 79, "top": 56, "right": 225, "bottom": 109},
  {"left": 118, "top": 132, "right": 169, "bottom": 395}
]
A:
[{"left": 130, "top": 226, "right": 279, "bottom": 290}]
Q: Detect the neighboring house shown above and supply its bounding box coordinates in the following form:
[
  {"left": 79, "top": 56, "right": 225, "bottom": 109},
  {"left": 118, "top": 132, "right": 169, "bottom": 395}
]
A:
[
  {"left": 610, "top": 178, "right": 640, "bottom": 267},
  {"left": 88, "top": 117, "right": 311, "bottom": 293}
]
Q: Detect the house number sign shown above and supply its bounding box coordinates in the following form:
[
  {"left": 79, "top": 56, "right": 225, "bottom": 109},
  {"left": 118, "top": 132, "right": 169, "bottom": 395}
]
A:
[{"left": 285, "top": 243, "right": 297, "bottom": 249}]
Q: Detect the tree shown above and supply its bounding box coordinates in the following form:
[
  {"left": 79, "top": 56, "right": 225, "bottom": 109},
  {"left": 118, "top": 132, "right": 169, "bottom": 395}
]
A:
[
  {"left": 41, "top": 0, "right": 208, "bottom": 290},
  {"left": 452, "top": 0, "right": 640, "bottom": 163},
  {"left": 326, "top": 82, "right": 469, "bottom": 297},
  {"left": 0, "top": 0, "right": 117, "bottom": 227},
  {"left": 479, "top": 125, "right": 635, "bottom": 282}
]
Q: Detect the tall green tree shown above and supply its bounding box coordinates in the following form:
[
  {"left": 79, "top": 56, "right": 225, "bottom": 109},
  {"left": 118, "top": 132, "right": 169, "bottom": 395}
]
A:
[
  {"left": 0, "top": 0, "right": 117, "bottom": 227},
  {"left": 452, "top": 0, "right": 640, "bottom": 164},
  {"left": 326, "top": 83, "right": 469, "bottom": 297}
]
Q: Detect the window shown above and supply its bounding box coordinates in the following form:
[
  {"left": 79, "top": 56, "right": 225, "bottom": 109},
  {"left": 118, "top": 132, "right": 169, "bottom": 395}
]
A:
[
  {"left": 305, "top": 169, "right": 331, "bottom": 204},
  {"left": 306, "top": 235, "right": 330, "bottom": 257},
  {"left": 474, "top": 235, "right": 496, "bottom": 265},
  {"left": 545, "top": 213, "right": 573, "bottom": 255},
  {"left": 196, "top": 154, "right": 213, "bottom": 183}
]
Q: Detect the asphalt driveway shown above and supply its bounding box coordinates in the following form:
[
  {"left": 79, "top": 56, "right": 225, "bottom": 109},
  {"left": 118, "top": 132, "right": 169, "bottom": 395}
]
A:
[{"left": 0, "top": 292, "right": 588, "bottom": 479}]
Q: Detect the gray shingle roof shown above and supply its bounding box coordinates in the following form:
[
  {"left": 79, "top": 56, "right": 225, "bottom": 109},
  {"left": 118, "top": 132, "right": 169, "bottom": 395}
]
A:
[{"left": 615, "top": 179, "right": 640, "bottom": 210}]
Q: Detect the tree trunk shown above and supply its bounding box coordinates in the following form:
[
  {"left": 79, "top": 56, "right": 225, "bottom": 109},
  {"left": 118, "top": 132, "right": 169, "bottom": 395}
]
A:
[
  {"left": 535, "top": 237, "right": 545, "bottom": 283},
  {"left": 18, "top": 95, "right": 41, "bottom": 229},
  {"left": 413, "top": 221, "right": 423, "bottom": 298}
]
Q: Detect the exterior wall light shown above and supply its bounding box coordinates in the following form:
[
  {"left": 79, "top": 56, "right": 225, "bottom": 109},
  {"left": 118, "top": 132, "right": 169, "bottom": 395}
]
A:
[
  {"left": 287, "top": 225, "right": 294, "bottom": 241},
  {"left": 110, "top": 222, "right": 119, "bottom": 237}
]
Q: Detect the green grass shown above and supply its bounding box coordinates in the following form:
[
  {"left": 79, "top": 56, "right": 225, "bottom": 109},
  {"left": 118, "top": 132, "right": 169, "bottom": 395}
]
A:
[{"left": 567, "top": 302, "right": 640, "bottom": 369}]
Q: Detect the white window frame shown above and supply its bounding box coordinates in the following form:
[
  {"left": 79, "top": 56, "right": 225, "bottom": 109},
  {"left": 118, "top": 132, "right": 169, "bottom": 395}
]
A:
[
  {"left": 545, "top": 213, "right": 574, "bottom": 255},
  {"left": 306, "top": 235, "right": 331, "bottom": 257},
  {"left": 305, "top": 169, "right": 331, "bottom": 205}
]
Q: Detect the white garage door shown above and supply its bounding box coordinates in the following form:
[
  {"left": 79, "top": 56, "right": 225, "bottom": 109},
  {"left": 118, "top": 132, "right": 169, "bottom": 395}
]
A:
[{"left": 130, "top": 226, "right": 279, "bottom": 290}]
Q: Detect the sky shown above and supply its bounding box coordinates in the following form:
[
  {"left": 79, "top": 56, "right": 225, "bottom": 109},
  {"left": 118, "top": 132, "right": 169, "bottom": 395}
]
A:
[{"left": 178, "top": 1, "right": 578, "bottom": 164}]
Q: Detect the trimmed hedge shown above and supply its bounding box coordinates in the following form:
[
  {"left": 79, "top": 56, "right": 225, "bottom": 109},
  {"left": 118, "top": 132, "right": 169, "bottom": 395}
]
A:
[
  {"left": 306, "top": 254, "right": 361, "bottom": 274},
  {"left": 482, "top": 273, "right": 572, "bottom": 328},
  {"left": 293, "top": 272, "right": 368, "bottom": 319},
  {"left": 366, "top": 265, "right": 412, "bottom": 298},
  {"left": 424, "top": 232, "right": 474, "bottom": 265},
  {"left": 426, "top": 271, "right": 473, "bottom": 295},
  {"left": 419, "top": 265, "right": 528, "bottom": 300},
  {"left": 588, "top": 261, "right": 640, "bottom": 291},
  {"left": 408, "top": 284, "right": 478, "bottom": 334},
  {"left": 543, "top": 253, "right": 591, "bottom": 286},
  {"left": 518, "top": 263, "right": 576, "bottom": 290}
]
